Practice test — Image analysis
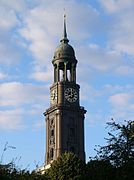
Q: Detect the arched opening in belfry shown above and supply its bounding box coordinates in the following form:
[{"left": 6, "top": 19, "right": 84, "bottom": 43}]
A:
[
  {"left": 67, "top": 69, "right": 70, "bottom": 81},
  {"left": 59, "top": 69, "right": 63, "bottom": 81}
]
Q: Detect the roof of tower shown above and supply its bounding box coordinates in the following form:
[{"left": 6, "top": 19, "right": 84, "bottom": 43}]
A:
[{"left": 53, "top": 15, "right": 76, "bottom": 61}]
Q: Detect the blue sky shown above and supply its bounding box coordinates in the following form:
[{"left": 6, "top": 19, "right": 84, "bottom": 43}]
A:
[{"left": 0, "top": 0, "right": 134, "bottom": 171}]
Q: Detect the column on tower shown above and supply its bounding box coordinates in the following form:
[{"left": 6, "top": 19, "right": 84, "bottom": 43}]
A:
[
  {"left": 64, "top": 62, "right": 67, "bottom": 81},
  {"left": 45, "top": 115, "right": 49, "bottom": 165},
  {"left": 57, "top": 63, "right": 60, "bottom": 82},
  {"left": 56, "top": 110, "right": 62, "bottom": 157},
  {"left": 54, "top": 64, "right": 57, "bottom": 83},
  {"left": 70, "top": 63, "right": 76, "bottom": 82}
]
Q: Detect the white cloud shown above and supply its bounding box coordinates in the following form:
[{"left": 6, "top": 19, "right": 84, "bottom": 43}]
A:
[
  {"left": 81, "top": 84, "right": 134, "bottom": 123},
  {"left": 19, "top": 0, "right": 100, "bottom": 69},
  {"left": 108, "top": 92, "right": 134, "bottom": 120},
  {"left": 0, "top": 82, "right": 48, "bottom": 107},
  {"left": 0, "top": 0, "right": 27, "bottom": 12},
  {"left": 19, "top": 9, "right": 56, "bottom": 66},
  {"left": 104, "top": 84, "right": 132, "bottom": 94},
  {"left": 0, "top": 0, "right": 134, "bottom": 131},
  {"left": 0, "top": 0, "right": 27, "bottom": 65},
  {"left": 100, "top": 0, "right": 134, "bottom": 56},
  {"left": 0, "top": 42, "right": 20, "bottom": 65},
  {"left": 0, "top": 72, "right": 7, "bottom": 80},
  {"left": 77, "top": 44, "right": 123, "bottom": 73},
  {"left": 109, "top": 10, "right": 134, "bottom": 56},
  {"left": 0, "top": 6, "right": 18, "bottom": 30},
  {"left": 109, "top": 93, "right": 131, "bottom": 107},
  {"left": 80, "top": 82, "right": 102, "bottom": 101},
  {"left": 30, "top": 70, "right": 53, "bottom": 82},
  {"left": 0, "top": 81, "right": 49, "bottom": 130},
  {"left": 0, "top": 0, "right": 133, "bottom": 75},
  {"left": 100, "top": 0, "right": 134, "bottom": 13},
  {"left": 0, "top": 109, "right": 24, "bottom": 130},
  {"left": 115, "top": 65, "right": 134, "bottom": 75}
]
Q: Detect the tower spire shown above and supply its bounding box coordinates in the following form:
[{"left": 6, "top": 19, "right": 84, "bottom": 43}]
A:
[{"left": 60, "top": 14, "right": 69, "bottom": 43}]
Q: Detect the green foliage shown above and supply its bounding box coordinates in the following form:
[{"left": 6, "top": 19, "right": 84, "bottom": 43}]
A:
[
  {"left": 47, "top": 152, "right": 87, "bottom": 180},
  {"left": 116, "top": 162, "right": 134, "bottom": 180},
  {"left": 1, "top": 120, "right": 133, "bottom": 179},
  {"left": 95, "top": 120, "right": 134, "bottom": 167},
  {"left": 0, "top": 142, "right": 48, "bottom": 179},
  {"left": 0, "top": 162, "right": 48, "bottom": 180},
  {"left": 86, "top": 159, "right": 115, "bottom": 180},
  {"left": 90, "top": 120, "right": 134, "bottom": 180}
]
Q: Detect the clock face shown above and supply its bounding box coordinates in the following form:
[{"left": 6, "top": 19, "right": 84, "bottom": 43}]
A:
[
  {"left": 51, "top": 89, "right": 57, "bottom": 104},
  {"left": 65, "top": 88, "right": 78, "bottom": 103}
]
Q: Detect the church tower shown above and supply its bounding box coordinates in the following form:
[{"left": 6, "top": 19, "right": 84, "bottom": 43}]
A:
[{"left": 44, "top": 15, "right": 86, "bottom": 166}]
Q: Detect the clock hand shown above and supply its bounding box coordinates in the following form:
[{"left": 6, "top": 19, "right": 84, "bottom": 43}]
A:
[{"left": 70, "top": 89, "right": 73, "bottom": 97}]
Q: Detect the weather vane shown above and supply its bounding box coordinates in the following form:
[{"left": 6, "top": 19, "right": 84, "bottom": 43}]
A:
[{"left": 64, "top": 8, "right": 66, "bottom": 18}]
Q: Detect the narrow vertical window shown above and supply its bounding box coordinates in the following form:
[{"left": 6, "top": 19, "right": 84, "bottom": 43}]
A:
[
  {"left": 50, "top": 148, "right": 54, "bottom": 160},
  {"left": 51, "top": 129, "right": 54, "bottom": 136}
]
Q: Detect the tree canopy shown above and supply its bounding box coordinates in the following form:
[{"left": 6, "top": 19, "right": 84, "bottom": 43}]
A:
[
  {"left": 0, "top": 120, "right": 134, "bottom": 180},
  {"left": 94, "top": 120, "right": 134, "bottom": 167},
  {"left": 47, "top": 152, "right": 87, "bottom": 180}
]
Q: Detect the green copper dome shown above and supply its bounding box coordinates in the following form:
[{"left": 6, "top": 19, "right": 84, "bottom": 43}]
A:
[
  {"left": 54, "top": 42, "right": 75, "bottom": 59},
  {"left": 53, "top": 15, "right": 76, "bottom": 62}
]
